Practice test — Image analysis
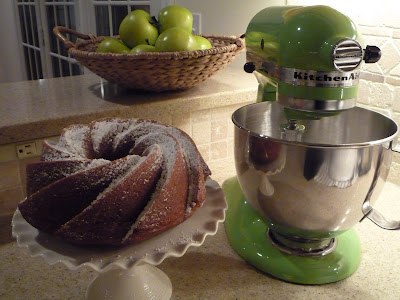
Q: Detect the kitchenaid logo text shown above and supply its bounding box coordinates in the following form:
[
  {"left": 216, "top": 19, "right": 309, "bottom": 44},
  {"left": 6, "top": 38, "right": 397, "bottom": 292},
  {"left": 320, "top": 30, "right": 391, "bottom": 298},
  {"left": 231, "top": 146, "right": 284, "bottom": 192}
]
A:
[
  {"left": 261, "top": 60, "right": 361, "bottom": 87},
  {"left": 293, "top": 72, "right": 359, "bottom": 82},
  {"left": 283, "top": 69, "right": 361, "bottom": 87}
]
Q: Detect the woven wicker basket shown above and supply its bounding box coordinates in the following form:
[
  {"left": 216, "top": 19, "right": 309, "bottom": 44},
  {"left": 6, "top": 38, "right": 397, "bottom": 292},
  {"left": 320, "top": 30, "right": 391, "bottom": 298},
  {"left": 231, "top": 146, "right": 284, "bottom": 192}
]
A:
[{"left": 53, "top": 26, "right": 245, "bottom": 92}]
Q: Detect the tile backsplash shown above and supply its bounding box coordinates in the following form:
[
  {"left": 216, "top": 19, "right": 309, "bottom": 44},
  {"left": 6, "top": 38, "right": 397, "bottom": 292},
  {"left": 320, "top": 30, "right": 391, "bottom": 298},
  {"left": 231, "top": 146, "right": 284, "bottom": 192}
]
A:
[
  {"left": 2, "top": 0, "right": 400, "bottom": 216},
  {"left": 183, "top": 0, "right": 400, "bottom": 181},
  {"left": 286, "top": 0, "right": 400, "bottom": 185},
  {"left": 0, "top": 160, "right": 24, "bottom": 216},
  {"left": 1, "top": 98, "right": 399, "bottom": 217},
  {"left": 0, "top": 103, "right": 245, "bottom": 217}
]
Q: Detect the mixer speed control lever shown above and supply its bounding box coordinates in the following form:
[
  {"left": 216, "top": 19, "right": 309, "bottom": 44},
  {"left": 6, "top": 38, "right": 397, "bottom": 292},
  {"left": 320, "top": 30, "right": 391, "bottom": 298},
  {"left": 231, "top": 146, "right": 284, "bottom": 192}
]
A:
[{"left": 363, "top": 45, "right": 381, "bottom": 63}]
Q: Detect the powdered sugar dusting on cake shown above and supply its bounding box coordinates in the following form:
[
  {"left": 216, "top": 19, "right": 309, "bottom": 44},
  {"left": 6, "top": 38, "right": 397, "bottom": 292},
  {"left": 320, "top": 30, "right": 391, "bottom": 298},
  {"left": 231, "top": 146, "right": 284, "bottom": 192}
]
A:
[
  {"left": 138, "top": 122, "right": 207, "bottom": 213},
  {"left": 112, "top": 119, "right": 141, "bottom": 150},
  {"left": 133, "top": 132, "right": 178, "bottom": 175},
  {"left": 125, "top": 166, "right": 166, "bottom": 236},
  {"left": 61, "top": 124, "right": 91, "bottom": 158},
  {"left": 90, "top": 119, "right": 132, "bottom": 156},
  {"left": 23, "top": 117, "right": 210, "bottom": 246},
  {"left": 122, "top": 133, "right": 182, "bottom": 243},
  {"left": 41, "top": 140, "right": 77, "bottom": 161},
  {"left": 80, "top": 155, "right": 143, "bottom": 208}
]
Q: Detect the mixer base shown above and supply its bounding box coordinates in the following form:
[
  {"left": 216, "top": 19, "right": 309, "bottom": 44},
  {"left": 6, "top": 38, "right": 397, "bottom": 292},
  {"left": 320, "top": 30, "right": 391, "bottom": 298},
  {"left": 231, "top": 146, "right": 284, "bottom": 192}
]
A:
[{"left": 222, "top": 177, "right": 361, "bottom": 285}]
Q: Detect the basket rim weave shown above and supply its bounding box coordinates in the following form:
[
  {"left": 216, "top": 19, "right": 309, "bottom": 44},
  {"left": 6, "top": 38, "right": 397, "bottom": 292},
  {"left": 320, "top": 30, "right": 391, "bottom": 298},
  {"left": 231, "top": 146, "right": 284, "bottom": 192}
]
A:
[
  {"left": 53, "top": 26, "right": 245, "bottom": 91},
  {"left": 67, "top": 33, "right": 245, "bottom": 61}
]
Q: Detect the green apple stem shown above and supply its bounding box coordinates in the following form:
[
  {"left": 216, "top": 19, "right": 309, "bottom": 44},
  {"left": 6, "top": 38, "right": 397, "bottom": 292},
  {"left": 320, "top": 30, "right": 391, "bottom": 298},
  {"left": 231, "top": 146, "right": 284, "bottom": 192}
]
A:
[{"left": 150, "top": 16, "right": 161, "bottom": 35}]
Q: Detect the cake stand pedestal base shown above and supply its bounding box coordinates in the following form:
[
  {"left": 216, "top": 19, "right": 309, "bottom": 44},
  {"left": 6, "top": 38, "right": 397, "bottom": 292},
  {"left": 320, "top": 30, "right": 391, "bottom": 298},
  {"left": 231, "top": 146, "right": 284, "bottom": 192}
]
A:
[
  {"left": 12, "top": 179, "right": 227, "bottom": 300},
  {"left": 86, "top": 264, "right": 172, "bottom": 300}
]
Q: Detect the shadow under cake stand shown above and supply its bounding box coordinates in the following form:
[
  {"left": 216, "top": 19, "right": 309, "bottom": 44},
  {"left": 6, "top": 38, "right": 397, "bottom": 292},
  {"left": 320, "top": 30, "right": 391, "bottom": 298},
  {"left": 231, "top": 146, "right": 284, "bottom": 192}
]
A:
[{"left": 12, "top": 178, "right": 227, "bottom": 300}]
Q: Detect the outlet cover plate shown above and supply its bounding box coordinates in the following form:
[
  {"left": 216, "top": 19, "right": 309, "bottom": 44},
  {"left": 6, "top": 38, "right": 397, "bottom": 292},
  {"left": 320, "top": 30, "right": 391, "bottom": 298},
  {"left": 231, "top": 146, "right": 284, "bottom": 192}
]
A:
[{"left": 16, "top": 142, "right": 38, "bottom": 159}]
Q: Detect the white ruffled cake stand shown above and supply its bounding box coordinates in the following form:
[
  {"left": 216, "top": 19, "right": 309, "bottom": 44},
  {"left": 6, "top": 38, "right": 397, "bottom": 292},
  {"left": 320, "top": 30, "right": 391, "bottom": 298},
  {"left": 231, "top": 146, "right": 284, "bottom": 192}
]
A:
[{"left": 12, "top": 178, "right": 227, "bottom": 300}]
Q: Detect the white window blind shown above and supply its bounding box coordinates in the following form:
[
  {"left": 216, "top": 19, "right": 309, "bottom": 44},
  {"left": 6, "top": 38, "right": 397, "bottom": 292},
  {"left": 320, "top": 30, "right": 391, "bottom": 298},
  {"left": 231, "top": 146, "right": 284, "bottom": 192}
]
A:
[{"left": 14, "top": 0, "right": 163, "bottom": 80}]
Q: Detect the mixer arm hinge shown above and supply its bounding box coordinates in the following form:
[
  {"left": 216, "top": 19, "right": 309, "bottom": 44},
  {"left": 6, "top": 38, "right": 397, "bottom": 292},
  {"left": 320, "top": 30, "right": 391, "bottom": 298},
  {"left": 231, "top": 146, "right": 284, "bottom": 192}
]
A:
[{"left": 244, "top": 62, "right": 256, "bottom": 73}]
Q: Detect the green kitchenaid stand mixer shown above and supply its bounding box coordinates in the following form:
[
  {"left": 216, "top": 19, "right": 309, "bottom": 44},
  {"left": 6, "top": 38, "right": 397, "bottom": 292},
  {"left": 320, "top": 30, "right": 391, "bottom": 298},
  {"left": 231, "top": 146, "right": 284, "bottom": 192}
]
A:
[{"left": 223, "top": 5, "right": 400, "bottom": 285}]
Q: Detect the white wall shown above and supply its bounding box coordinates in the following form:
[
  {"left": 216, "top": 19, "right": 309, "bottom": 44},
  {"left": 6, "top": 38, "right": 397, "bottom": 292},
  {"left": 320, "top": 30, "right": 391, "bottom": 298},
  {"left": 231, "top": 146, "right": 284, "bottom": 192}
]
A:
[
  {"left": 174, "top": 0, "right": 285, "bottom": 36},
  {"left": 175, "top": 0, "right": 400, "bottom": 182},
  {"left": 0, "top": 0, "right": 25, "bottom": 83},
  {"left": 0, "top": 0, "right": 287, "bottom": 82},
  {"left": 174, "top": 0, "right": 286, "bottom": 67},
  {"left": 296, "top": 0, "right": 400, "bottom": 182}
]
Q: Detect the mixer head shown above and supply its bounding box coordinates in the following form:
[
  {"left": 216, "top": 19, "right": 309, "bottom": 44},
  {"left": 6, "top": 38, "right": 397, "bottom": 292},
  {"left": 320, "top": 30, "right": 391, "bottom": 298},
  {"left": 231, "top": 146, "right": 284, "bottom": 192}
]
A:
[{"left": 244, "top": 5, "right": 381, "bottom": 117}]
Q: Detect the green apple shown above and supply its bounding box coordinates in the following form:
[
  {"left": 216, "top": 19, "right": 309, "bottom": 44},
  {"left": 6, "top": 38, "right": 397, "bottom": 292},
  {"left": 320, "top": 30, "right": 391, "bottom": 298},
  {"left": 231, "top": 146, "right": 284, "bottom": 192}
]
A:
[
  {"left": 155, "top": 27, "right": 198, "bottom": 52},
  {"left": 193, "top": 36, "right": 212, "bottom": 50},
  {"left": 130, "top": 44, "right": 157, "bottom": 53},
  {"left": 119, "top": 10, "right": 158, "bottom": 48},
  {"left": 96, "top": 37, "right": 130, "bottom": 54},
  {"left": 158, "top": 5, "right": 193, "bottom": 33}
]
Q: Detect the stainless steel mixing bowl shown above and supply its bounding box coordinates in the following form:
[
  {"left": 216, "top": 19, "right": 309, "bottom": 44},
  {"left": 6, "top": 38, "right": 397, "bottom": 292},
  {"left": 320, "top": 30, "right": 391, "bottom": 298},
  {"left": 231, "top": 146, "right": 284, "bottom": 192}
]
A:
[{"left": 233, "top": 101, "right": 399, "bottom": 255}]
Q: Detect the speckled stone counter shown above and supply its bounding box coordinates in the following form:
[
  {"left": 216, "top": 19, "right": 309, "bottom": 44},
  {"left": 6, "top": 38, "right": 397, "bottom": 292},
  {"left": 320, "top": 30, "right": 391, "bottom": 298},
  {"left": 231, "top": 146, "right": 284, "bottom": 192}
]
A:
[
  {"left": 0, "top": 65, "right": 257, "bottom": 215},
  {"left": 1, "top": 66, "right": 400, "bottom": 299},
  {"left": 0, "top": 65, "right": 257, "bottom": 145},
  {"left": 1, "top": 167, "right": 400, "bottom": 300}
]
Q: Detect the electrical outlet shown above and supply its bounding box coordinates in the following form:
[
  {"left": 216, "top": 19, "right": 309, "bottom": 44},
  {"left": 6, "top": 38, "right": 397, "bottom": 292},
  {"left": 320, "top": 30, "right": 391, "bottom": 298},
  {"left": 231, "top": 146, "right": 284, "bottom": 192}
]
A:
[
  {"left": 192, "top": 13, "right": 201, "bottom": 35},
  {"left": 16, "top": 142, "right": 38, "bottom": 159}
]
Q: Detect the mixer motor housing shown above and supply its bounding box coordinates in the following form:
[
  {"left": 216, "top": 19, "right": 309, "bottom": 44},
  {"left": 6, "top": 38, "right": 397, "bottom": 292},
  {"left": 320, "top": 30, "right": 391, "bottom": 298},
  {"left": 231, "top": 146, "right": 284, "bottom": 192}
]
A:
[{"left": 244, "top": 5, "right": 381, "bottom": 113}]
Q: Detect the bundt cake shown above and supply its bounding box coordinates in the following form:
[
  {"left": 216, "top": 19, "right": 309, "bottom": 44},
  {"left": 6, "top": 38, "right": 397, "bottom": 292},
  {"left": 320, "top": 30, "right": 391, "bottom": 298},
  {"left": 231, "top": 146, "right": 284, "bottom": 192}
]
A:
[{"left": 18, "top": 117, "right": 211, "bottom": 246}]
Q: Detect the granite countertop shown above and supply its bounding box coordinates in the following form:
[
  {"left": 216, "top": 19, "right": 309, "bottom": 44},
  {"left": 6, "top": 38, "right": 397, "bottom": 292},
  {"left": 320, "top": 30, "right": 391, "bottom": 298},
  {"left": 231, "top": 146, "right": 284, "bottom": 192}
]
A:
[
  {"left": 1, "top": 66, "right": 400, "bottom": 299},
  {"left": 1, "top": 168, "right": 400, "bottom": 300},
  {"left": 0, "top": 65, "right": 257, "bottom": 145}
]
